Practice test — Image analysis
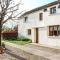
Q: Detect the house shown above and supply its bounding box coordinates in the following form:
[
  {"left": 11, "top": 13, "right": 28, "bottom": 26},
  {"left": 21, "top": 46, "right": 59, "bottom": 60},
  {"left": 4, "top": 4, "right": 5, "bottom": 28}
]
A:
[{"left": 18, "top": 1, "right": 60, "bottom": 47}]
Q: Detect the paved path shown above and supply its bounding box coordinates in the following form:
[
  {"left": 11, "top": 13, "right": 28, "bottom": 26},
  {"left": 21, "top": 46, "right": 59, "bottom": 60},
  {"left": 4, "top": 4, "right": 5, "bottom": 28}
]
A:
[
  {"left": 25, "top": 43, "right": 60, "bottom": 60},
  {"left": 3, "top": 41, "right": 60, "bottom": 60},
  {"left": 0, "top": 52, "right": 18, "bottom": 60},
  {"left": 0, "top": 51, "right": 26, "bottom": 60},
  {"left": 0, "top": 42, "right": 26, "bottom": 60}
]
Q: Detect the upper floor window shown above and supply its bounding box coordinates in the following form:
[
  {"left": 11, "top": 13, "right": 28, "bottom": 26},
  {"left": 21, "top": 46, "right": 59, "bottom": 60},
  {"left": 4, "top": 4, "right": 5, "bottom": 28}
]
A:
[
  {"left": 49, "top": 25, "right": 60, "bottom": 36},
  {"left": 58, "top": 4, "right": 60, "bottom": 8},
  {"left": 28, "top": 29, "right": 31, "bottom": 35},
  {"left": 44, "top": 8, "right": 47, "bottom": 12},
  {"left": 50, "top": 6, "right": 56, "bottom": 14},
  {"left": 39, "top": 13, "right": 43, "bottom": 21},
  {"left": 24, "top": 17, "right": 28, "bottom": 22}
]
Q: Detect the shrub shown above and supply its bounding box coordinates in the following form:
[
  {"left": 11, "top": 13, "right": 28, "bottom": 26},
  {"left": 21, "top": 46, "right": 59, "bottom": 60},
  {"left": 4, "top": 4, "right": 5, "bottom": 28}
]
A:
[
  {"left": 22, "top": 38, "right": 30, "bottom": 41},
  {"left": 17, "top": 37, "right": 32, "bottom": 42},
  {"left": 4, "top": 36, "right": 32, "bottom": 43}
]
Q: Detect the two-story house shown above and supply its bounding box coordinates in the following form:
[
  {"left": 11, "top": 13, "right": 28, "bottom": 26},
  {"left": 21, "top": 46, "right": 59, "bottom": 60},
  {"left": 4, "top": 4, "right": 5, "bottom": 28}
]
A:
[{"left": 18, "top": 1, "right": 60, "bottom": 47}]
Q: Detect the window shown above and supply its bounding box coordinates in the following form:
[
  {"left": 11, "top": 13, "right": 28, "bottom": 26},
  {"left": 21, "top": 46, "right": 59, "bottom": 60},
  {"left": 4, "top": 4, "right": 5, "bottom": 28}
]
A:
[
  {"left": 39, "top": 13, "right": 43, "bottom": 20},
  {"left": 28, "top": 29, "right": 31, "bottom": 35},
  {"left": 24, "top": 17, "right": 28, "bottom": 22},
  {"left": 58, "top": 4, "right": 60, "bottom": 8},
  {"left": 49, "top": 25, "right": 60, "bottom": 36},
  {"left": 50, "top": 7, "right": 56, "bottom": 14},
  {"left": 44, "top": 8, "right": 47, "bottom": 12}
]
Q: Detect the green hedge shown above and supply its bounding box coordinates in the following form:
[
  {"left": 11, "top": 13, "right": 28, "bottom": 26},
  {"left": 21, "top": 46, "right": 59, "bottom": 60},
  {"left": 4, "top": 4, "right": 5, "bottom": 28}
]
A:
[{"left": 4, "top": 37, "right": 32, "bottom": 42}]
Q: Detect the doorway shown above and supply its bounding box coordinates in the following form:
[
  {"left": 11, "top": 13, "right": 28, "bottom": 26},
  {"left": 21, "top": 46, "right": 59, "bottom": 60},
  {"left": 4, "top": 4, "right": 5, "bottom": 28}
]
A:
[{"left": 35, "top": 28, "right": 38, "bottom": 43}]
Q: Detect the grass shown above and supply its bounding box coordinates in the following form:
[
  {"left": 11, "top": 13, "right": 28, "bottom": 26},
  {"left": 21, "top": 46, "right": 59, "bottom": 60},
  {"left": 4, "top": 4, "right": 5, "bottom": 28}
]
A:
[{"left": 4, "top": 38, "right": 32, "bottom": 45}]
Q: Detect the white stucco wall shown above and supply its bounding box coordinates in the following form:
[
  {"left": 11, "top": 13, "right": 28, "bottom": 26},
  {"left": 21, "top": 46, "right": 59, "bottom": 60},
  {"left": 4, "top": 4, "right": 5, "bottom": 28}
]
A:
[
  {"left": 39, "top": 27, "right": 60, "bottom": 47},
  {"left": 44, "top": 4, "right": 60, "bottom": 26},
  {"left": 18, "top": 3, "right": 60, "bottom": 47}
]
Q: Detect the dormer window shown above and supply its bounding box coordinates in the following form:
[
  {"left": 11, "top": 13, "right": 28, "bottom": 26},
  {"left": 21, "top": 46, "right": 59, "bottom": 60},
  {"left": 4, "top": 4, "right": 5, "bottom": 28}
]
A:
[
  {"left": 50, "top": 6, "right": 56, "bottom": 14},
  {"left": 24, "top": 17, "right": 28, "bottom": 22},
  {"left": 44, "top": 8, "right": 47, "bottom": 12}
]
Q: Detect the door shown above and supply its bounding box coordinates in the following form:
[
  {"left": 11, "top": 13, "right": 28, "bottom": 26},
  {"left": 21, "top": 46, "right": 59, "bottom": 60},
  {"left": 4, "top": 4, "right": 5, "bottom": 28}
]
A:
[{"left": 36, "top": 28, "right": 38, "bottom": 43}]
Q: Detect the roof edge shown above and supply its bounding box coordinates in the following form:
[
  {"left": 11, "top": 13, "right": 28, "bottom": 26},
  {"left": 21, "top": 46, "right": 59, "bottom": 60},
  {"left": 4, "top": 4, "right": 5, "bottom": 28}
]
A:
[{"left": 20, "top": 1, "right": 58, "bottom": 18}]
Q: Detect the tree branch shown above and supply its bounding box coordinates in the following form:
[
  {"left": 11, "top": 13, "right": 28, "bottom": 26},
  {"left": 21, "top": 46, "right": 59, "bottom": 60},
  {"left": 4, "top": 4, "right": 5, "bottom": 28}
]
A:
[
  {"left": 6, "top": 8, "right": 18, "bottom": 14},
  {"left": 2, "top": 12, "right": 13, "bottom": 24},
  {"left": 12, "top": 10, "right": 25, "bottom": 18},
  {"left": 7, "top": 2, "right": 21, "bottom": 10}
]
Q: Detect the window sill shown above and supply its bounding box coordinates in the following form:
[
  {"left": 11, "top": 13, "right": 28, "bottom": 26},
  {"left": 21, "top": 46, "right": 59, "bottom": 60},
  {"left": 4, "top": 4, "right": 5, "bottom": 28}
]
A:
[{"left": 48, "top": 36, "right": 60, "bottom": 39}]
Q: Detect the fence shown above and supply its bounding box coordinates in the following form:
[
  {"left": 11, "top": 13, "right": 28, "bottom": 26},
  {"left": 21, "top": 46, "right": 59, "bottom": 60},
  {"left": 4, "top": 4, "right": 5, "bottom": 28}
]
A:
[{"left": 2, "top": 31, "right": 18, "bottom": 39}]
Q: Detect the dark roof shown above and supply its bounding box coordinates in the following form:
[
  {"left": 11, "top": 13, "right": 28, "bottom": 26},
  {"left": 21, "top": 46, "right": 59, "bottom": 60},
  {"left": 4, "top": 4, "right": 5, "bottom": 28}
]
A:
[{"left": 20, "top": 1, "right": 58, "bottom": 18}]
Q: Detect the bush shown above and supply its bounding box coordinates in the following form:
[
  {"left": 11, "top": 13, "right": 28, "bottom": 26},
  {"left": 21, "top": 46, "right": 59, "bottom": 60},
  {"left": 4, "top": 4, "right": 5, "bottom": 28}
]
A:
[
  {"left": 21, "top": 38, "right": 30, "bottom": 41},
  {"left": 17, "top": 38, "right": 30, "bottom": 41},
  {"left": 17, "top": 37, "right": 31, "bottom": 41},
  {"left": 4, "top": 36, "right": 32, "bottom": 43}
]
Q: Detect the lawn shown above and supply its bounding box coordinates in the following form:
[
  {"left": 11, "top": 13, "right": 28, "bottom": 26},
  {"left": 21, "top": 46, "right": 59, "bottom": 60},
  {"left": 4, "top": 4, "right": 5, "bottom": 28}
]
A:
[{"left": 4, "top": 38, "right": 32, "bottom": 45}]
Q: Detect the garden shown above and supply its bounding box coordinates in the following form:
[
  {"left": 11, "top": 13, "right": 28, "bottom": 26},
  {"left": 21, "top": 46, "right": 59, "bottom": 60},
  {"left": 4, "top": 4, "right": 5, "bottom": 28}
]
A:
[{"left": 3, "top": 37, "right": 32, "bottom": 45}]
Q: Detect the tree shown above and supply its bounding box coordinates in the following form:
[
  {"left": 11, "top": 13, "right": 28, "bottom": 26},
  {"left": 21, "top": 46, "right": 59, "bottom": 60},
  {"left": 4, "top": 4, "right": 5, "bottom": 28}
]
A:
[{"left": 0, "top": 0, "right": 22, "bottom": 46}]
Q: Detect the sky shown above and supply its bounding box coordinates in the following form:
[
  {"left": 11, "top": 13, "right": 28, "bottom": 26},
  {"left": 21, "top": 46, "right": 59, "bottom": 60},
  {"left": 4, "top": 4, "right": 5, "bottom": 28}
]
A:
[
  {"left": 5, "top": 0, "right": 57, "bottom": 28},
  {"left": 21, "top": 0, "right": 57, "bottom": 10}
]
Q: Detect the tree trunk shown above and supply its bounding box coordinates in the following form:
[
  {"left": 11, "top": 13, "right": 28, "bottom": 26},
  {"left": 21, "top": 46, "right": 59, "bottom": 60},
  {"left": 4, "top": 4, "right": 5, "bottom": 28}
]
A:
[{"left": 0, "top": 20, "right": 2, "bottom": 46}]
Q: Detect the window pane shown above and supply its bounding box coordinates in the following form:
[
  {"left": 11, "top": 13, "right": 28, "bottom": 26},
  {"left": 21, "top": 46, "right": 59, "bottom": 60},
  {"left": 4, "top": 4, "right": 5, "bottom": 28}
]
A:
[
  {"left": 58, "top": 31, "right": 60, "bottom": 35},
  {"left": 53, "top": 26, "right": 58, "bottom": 36},
  {"left": 54, "top": 31, "right": 58, "bottom": 36},
  {"left": 50, "top": 8, "right": 52, "bottom": 14},
  {"left": 58, "top": 26, "right": 60, "bottom": 30},
  {"left": 58, "top": 26, "right": 60, "bottom": 35},
  {"left": 49, "top": 26, "right": 53, "bottom": 31},
  {"left": 49, "top": 31, "right": 53, "bottom": 36},
  {"left": 53, "top": 7, "right": 56, "bottom": 13},
  {"left": 54, "top": 26, "right": 57, "bottom": 30},
  {"left": 49, "top": 26, "right": 53, "bottom": 36}
]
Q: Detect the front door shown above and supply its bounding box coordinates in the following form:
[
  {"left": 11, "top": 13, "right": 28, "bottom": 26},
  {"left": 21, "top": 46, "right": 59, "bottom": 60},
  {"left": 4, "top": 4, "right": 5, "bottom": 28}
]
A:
[{"left": 36, "top": 28, "right": 38, "bottom": 43}]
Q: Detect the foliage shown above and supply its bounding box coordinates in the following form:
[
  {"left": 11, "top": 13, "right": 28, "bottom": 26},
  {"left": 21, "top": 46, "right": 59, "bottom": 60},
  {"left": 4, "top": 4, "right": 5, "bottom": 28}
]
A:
[
  {"left": 17, "top": 37, "right": 31, "bottom": 41},
  {"left": 4, "top": 37, "right": 32, "bottom": 45}
]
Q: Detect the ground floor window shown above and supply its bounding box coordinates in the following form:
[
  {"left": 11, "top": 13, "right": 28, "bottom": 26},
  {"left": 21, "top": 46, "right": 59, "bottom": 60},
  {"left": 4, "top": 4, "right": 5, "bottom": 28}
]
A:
[
  {"left": 49, "top": 25, "right": 60, "bottom": 36},
  {"left": 28, "top": 29, "right": 31, "bottom": 35}
]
